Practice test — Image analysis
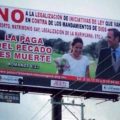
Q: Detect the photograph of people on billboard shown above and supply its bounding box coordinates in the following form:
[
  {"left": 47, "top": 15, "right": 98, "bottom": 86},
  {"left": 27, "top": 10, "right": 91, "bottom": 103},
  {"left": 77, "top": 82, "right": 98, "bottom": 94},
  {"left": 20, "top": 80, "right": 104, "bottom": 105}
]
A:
[
  {"left": 96, "top": 28, "right": 120, "bottom": 80},
  {"left": 54, "top": 37, "right": 90, "bottom": 77}
]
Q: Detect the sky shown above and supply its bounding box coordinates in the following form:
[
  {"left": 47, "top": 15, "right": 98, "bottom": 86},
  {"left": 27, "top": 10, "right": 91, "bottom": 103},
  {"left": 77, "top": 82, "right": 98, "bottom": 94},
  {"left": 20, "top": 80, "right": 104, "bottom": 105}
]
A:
[{"left": 0, "top": 0, "right": 120, "bottom": 120}]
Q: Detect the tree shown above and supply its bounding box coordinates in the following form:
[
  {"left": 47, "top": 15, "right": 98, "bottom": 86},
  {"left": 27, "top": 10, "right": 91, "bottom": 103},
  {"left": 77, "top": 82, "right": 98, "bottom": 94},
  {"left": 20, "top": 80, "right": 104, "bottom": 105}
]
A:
[
  {"left": 83, "top": 42, "right": 97, "bottom": 60},
  {"left": 0, "top": 30, "right": 6, "bottom": 40},
  {"left": 83, "top": 39, "right": 108, "bottom": 60}
]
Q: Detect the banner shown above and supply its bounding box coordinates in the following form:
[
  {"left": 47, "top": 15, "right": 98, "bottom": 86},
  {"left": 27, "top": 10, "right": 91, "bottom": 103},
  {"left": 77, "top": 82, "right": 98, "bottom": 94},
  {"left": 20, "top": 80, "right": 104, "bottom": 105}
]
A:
[{"left": 0, "top": 6, "right": 120, "bottom": 84}]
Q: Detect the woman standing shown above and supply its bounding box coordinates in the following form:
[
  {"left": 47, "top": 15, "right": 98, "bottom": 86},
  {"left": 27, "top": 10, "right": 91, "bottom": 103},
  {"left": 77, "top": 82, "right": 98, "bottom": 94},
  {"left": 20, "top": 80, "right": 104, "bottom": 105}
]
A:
[{"left": 62, "top": 37, "right": 90, "bottom": 77}]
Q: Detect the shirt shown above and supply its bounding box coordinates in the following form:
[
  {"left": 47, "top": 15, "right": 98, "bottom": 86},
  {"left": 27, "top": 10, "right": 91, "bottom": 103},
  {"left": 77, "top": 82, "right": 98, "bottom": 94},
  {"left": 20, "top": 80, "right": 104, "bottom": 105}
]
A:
[{"left": 62, "top": 53, "right": 89, "bottom": 77}]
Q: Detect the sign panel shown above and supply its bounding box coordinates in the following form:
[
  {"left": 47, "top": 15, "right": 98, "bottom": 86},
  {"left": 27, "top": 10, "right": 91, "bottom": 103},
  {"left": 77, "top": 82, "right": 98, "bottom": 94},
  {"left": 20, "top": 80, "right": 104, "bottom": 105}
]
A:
[
  {"left": 0, "top": 91, "right": 20, "bottom": 103},
  {"left": 102, "top": 85, "right": 120, "bottom": 93},
  {"left": 0, "top": 75, "right": 22, "bottom": 84},
  {"left": 51, "top": 80, "right": 69, "bottom": 88},
  {"left": 0, "top": 6, "right": 120, "bottom": 95}
]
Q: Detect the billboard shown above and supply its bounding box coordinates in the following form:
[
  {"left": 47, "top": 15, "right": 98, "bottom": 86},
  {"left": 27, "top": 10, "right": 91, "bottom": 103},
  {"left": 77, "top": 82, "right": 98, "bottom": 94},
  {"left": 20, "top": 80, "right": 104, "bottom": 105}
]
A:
[{"left": 0, "top": 6, "right": 120, "bottom": 95}]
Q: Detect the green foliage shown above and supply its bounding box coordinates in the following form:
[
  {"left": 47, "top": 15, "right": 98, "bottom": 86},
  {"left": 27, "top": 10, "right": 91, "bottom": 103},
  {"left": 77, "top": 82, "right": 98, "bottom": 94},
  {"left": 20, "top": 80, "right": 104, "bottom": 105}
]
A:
[
  {"left": 89, "top": 61, "right": 97, "bottom": 78},
  {"left": 83, "top": 39, "right": 108, "bottom": 60},
  {"left": 0, "top": 52, "right": 62, "bottom": 74}
]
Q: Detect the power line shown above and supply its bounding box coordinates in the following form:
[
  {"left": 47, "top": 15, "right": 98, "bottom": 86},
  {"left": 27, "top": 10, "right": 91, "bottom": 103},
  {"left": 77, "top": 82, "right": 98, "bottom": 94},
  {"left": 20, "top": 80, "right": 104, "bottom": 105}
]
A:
[
  {"left": 30, "top": 99, "right": 50, "bottom": 120},
  {"left": 39, "top": 69, "right": 120, "bottom": 120},
  {"left": 30, "top": 54, "right": 120, "bottom": 120},
  {"left": 64, "top": 105, "right": 79, "bottom": 120}
]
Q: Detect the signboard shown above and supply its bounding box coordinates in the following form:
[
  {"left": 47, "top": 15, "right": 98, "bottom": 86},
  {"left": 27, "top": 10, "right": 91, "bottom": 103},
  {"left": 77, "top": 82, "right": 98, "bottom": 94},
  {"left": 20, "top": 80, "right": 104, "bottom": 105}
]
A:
[
  {"left": 0, "top": 6, "right": 120, "bottom": 95},
  {"left": 0, "top": 91, "right": 20, "bottom": 103},
  {"left": 102, "top": 85, "right": 120, "bottom": 93},
  {"left": 0, "top": 75, "right": 22, "bottom": 84}
]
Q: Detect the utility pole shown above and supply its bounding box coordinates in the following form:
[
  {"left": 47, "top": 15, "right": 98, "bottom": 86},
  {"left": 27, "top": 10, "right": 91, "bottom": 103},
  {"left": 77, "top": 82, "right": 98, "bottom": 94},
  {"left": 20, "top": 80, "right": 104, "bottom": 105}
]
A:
[
  {"left": 81, "top": 103, "right": 85, "bottom": 120},
  {"left": 51, "top": 98, "right": 85, "bottom": 120},
  {"left": 51, "top": 94, "right": 62, "bottom": 120}
]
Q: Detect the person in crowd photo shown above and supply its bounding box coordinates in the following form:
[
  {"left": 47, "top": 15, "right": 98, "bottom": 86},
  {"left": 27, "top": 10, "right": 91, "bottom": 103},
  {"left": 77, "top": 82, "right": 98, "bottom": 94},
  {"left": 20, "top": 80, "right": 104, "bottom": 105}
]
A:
[
  {"left": 55, "top": 37, "right": 90, "bottom": 77},
  {"left": 96, "top": 28, "right": 120, "bottom": 80}
]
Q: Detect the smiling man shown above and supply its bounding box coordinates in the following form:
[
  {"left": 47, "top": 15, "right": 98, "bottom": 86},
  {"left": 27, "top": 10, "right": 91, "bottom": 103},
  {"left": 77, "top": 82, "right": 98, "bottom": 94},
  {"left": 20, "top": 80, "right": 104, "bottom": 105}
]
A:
[{"left": 96, "top": 28, "right": 120, "bottom": 80}]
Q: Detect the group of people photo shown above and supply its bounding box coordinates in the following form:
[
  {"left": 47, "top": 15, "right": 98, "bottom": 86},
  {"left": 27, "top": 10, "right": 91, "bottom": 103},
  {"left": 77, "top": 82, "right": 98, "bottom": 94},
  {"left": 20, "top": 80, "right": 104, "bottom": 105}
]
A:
[{"left": 55, "top": 28, "right": 120, "bottom": 81}]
